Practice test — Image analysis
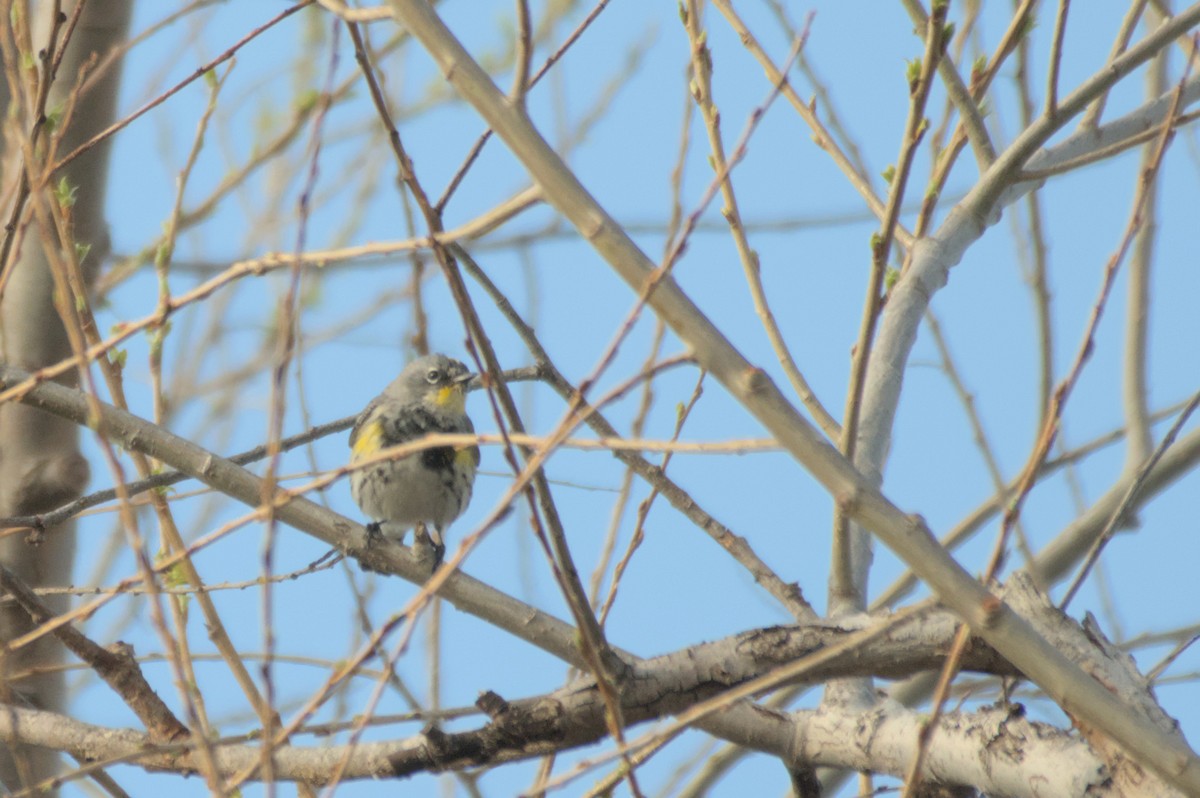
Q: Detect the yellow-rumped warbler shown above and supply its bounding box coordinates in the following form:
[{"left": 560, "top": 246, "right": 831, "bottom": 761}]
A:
[{"left": 349, "top": 354, "right": 479, "bottom": 565}]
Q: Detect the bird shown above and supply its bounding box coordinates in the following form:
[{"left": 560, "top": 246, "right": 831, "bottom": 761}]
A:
[{"left": 348, "top": 353, "right": 479, "bottom": 567}]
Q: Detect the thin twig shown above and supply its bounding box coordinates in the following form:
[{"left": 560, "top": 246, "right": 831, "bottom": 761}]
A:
[
  {"left": 682, "top": 4, "right": 837, "bottom": 439},
  {"left": 1059, "top": 389, "right": 1200, "bottom": 609},
  {"left": 53, "top": 3, "right": 312, "bottom": 180},
  {"left": 457, "top": 247, "right": 816, "bottom": 621},
  {"left": 435, "top": 0, "right": 614, "bottom": 211},
  {"left": 1079, "top": 0, "right": 1149, "bottom": 129},
  {"left": 711, "top": 0, "right": 910, "bottom": 247},
  {"left": 1123, "top": 5, "right": 1170, "bottom": 467},
  {"left": 1045, "top": 0, "right": 1072, "bottom": 118},
  {"left": 997, "top": 36, "right": 1195, "bottom": 579}
]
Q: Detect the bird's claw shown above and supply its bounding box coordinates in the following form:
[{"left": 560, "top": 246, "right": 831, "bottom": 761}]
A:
[
  {"left": 413, "top": 525, "right": 445, "bottom": 574},
  {"left": 360, "top": 521, "right": 446, "bottom": 576}
]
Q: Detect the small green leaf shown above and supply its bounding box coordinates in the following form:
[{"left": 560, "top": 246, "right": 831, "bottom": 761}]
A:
[
  {"left": 44, "top": 106, "right": 62, "bottom": 134},
  {"left": 54, "top": 176, "right": 77, "bottom": 208},
  {"left": 1019, "top": 15, "right": 1037, "bottom": 40},
  {"left": 884, "top": 267, "right": 901, "bottom": 291},
  {"left": 881, "top": 164, "right": 896, "bottom": 184},
  {"left": 905, "top": 57, "right": 922, "bottom": 87},
  {"left": 162, "top": 560, "right": 187, "bottom": 590},
  {"left": 971, "top": 55, "right": 987, "bottom": 81},
  {"left": 295, "top": 88, "right": 320, "bottom": 113}
]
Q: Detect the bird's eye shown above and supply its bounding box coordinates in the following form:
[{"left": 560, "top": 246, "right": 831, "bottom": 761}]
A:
[{"left": 425, "top": 369, "right": 442, "bottom": 384}]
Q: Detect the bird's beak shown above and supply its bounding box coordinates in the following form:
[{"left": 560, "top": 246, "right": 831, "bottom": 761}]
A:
[{"left": 455, "top": 372, "right": 475, "bottom": 392}]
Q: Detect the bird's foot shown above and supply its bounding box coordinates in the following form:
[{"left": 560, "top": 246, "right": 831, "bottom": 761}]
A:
[
  {"left": 413, "top": 523, "right": 446, "bottom": 575},
  {"left": 356, "top": 521, "right": 393, "bottom": 573}
]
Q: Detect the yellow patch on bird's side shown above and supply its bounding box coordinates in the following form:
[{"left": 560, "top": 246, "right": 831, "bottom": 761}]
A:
[
  {"left": 434, "top": 384, "right": 466, "bottom": 414},
  {"left": 455, "top": 446, "right": 480, "bottom": 467},
  {"left": 351, "top": 418, "right": 384, "bottom": 461}
]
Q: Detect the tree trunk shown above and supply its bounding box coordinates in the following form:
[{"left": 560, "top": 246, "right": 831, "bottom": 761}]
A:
[{"left": 0, "top": 2, "right": 130, "bottom": 790}]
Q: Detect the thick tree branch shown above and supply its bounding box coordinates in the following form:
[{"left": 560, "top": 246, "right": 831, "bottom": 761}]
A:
[
  {"left": 0, "top": 700, "right": 1108, "bottom": 795},
  {"left": 0, "top": 652, "right": 1155, "bottom": 798},
  {"left": 0, "top": 602, "right": 1092, "bottom": 794}
]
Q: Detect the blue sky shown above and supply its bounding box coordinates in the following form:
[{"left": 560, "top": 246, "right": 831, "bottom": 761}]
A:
[{"left": 53, "top": 2, "right": 1200, "bottom": 795}]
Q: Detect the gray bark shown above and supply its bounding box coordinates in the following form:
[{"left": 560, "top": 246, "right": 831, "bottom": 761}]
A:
[{"left": 0, "top": 1, "right": 130, "bottom": 790}]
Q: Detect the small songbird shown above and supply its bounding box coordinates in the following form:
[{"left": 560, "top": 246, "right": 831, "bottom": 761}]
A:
[{"left": 348, "top": 354, "right": 479, "bottom": 566}]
